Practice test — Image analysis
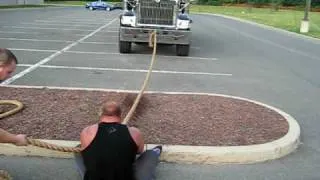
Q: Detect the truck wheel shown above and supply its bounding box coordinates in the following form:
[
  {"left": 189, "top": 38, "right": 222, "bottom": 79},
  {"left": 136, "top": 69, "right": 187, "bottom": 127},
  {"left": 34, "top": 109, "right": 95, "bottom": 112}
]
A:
[
  {"left": 119, "top": 41, "right": 131, "bottom": 53},
  {"left": 176, "top": 44, "right": 189, "bottom": 56}
]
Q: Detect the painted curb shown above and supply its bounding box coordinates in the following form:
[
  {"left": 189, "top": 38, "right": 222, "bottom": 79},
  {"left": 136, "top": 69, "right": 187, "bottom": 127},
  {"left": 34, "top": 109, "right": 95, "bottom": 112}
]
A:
[
  {"left": 193, "top": 12, "right": 320, "bottom": 44},
  {"left": 0, "top": 85, "right": 301, "bottom": 164}
]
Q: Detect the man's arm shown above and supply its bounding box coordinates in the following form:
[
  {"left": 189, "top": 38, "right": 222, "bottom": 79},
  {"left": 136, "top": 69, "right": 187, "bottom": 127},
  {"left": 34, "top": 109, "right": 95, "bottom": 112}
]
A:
[
  {"left": 129, "top": 127, "right": 144, "bottom": 153},
  {"left": 0, "top": 128, "right": 27, "bottom": 146}
]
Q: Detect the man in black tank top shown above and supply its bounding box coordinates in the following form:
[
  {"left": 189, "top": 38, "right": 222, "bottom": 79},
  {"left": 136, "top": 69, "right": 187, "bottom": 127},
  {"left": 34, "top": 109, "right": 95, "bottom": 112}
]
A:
[{"left": 74, "top": 101, "right": 162, "bottom": 180}]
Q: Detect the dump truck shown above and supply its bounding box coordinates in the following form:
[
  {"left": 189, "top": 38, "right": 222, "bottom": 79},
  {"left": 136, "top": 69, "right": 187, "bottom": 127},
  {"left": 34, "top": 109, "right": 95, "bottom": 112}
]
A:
[{"left": 118, "top": 0, "right": 192, "bottom": 56}]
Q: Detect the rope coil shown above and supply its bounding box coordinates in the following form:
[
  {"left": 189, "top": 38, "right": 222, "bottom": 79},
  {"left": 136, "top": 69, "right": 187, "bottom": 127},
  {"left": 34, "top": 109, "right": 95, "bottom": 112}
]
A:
[{"left": 0, "top": 100, "right": 24, "bottom": 119}]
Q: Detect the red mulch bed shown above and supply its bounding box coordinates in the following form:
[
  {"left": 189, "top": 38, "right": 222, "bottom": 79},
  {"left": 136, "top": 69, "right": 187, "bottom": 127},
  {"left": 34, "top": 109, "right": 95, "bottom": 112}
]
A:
[{"left": 0, "top": 87, "right": 289, "bottom": 146}]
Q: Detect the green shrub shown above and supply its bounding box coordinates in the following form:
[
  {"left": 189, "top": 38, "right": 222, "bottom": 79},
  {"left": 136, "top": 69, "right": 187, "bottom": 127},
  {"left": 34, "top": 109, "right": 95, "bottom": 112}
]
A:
[
  {"left": 207, "top": 0, "right": 223, "bottom": 5},
  {"left": 282, "top": 0, "right": 303, "bottom": 6}
]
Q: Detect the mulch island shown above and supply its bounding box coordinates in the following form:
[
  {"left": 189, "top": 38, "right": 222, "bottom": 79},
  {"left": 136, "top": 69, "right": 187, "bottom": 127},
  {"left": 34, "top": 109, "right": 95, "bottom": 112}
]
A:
[{"left": 0, "top": 86, "right": 288, "bottom": 146}]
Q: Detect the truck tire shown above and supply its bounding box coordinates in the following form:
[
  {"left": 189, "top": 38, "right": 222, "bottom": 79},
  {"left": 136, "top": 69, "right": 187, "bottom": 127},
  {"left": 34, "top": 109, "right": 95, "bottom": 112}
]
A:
[
  {"left": 176, "top": 44, "right": 189, "bottom": 56},
  {"left": 119, "top": 41, "right": 131, "bottom": 53}
]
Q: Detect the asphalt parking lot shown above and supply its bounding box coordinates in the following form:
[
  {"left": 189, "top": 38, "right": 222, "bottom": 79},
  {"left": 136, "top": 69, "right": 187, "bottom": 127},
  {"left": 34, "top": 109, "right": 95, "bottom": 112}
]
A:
[
  {"left": 0, "top": 7, "right": 233, "bottom": 91},
  {"left": 1, "top": 6, "right": 320, "bottom": 180}
]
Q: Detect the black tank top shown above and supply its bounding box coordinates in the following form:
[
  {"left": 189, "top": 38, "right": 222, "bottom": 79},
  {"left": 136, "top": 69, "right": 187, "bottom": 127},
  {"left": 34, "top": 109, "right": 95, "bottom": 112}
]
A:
[{"left": 81, "top": 122, "right": 138, "bottom": 180}]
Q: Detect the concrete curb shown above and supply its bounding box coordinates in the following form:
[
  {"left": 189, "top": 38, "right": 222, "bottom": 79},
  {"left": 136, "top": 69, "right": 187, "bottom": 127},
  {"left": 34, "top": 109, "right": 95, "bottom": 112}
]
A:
[
  {"left": 193, "top": 12, "right": 320, "bottom": 44},
  {"left": 0, "top": 85, "right": 301, "bottom": 164}
]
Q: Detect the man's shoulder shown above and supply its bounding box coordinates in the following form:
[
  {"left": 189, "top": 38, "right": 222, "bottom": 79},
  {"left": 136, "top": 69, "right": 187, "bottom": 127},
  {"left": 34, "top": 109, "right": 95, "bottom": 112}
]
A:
[
  {"left": 81, "top": 124, "right": 98, "bottom": 136},
  {"left": 128, "top": 126, "right": 142, "bottom": 135},
  {"left": 128, "top": 126, "right": 144, "bottom": 153},
  {"left": 128, "top": 126, "right": 143, "bottom": 142}
]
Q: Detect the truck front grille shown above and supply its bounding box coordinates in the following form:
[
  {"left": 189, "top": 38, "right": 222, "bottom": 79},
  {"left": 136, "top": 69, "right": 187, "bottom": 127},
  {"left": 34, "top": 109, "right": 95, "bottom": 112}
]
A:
[{"left": 138, "top": 0, "right": 175, "bottom": 26}]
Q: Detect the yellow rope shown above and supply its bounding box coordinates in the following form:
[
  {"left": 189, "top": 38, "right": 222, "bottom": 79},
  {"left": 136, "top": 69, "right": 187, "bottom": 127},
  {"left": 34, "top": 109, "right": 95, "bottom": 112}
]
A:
[
  {"left": 0, "top": 100, "right": 24, "bottom": 119},
  {"left": 26, "top": 138, "right": 82, "bottom": 152},
  {"left": 122, "top": 31, "right": 157, "bottom": 124}
]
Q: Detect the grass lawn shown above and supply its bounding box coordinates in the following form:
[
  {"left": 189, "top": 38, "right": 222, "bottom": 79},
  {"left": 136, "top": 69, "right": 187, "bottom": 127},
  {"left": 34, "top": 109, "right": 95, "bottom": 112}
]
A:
[
  {"left": 44, "top": 1, "right": 121, "bottom": 5},
  {"left": 44, "top": 1, "right": 90, "bottom": 5},
  {"left": 190, "top": 5, "right": 320, "bottom": 39}
]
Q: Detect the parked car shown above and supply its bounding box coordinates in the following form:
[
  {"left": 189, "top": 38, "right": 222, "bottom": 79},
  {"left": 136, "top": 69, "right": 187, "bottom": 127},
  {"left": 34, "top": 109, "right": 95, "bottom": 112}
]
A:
[{"left": 85, "top": 1, "right": 123, "bottom": 11}]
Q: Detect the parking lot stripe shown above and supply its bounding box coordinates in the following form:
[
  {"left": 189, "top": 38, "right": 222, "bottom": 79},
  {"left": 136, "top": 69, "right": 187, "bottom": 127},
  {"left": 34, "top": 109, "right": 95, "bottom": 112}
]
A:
[
  {"left": 65, "top": 51, "right": 219, "bottom": 61},
  {"left": 0, "top": 31, "right": 40, "bottom": 34},
  {"left": 101, "top": 30, "right": 118, "bottom": 33},
  {"left": 34, "top": 20, "right": 105, "bottom": 25},
  {"left": 2, "top": 26, "right": 94, "bottom": 32},
  {"left": 80, "top": 41, "right": 117, "bottom": 45},
  {"left": 9, "top": 48, "right": 58, "bottom": 52},
  {"left": 90, "top": 35, "right": 118, "bottom": 38},
  {"left": 0, "top": 37, "right": 73, "bottom": 43},
  {"left": 1, "top": 17, "right": 119, "bottom": 85},
  {"left": 41, "top": 19, "right": 114, "bottom": 23},
  {"left": 17, "top": 64, "right": 232, "bottom": 76},
  {"left": 21, "top": 22, "right": 98, "bottom": 28},
  {"left": 0, "top": 31, "right": 86, "bottom": 36}
]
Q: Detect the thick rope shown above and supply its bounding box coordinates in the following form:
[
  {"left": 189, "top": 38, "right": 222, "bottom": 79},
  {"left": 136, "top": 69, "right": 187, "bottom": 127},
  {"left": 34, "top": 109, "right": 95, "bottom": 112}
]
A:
[
  {"left": 0, "top": 100, "right": 24, "bottom": 119},
  {"left": 122, "top": 31, "right": 157, "bottom": 124},
  {"left": 25, "top": 138, "right": 81, "bottom": 153}
]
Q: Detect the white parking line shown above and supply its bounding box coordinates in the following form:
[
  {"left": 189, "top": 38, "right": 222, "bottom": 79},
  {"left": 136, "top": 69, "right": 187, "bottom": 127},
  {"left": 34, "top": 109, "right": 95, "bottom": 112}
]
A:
[
  {"left": 34, "top": 20, "right": 105, "bottom": 25},
  {"left": 66, "top": 51, "right": 219, "bottom": 61},
  {"left": 0, "top": 31, "right": 86, "bottom": 36},
  {"left": 1, "top": 17, "right": 119, "bottom": 85},
  {"left": 0, "top": 37, "right": 73, "bottom": 43},
  {"left": 80, "top": 41, "right": 117, "bottom": 45},
  {"left": 17, "top": 64, "right": 232, "bottom": 76},
  {"left": 0, "top": 31, "right": 40, "bottom": 34},
  {"left": 2, "top": 26, "right": 94, "bottom": 32},
  {"left": 0, "top": 37, "right": 115, "bottom": 44},
  {"left": 9, "top": 48, "right": 58, "bottom": 52},
  {"left": 101, "top": 30, "right": 118, "bottom": 33},
  {"left": 21, "top": 22, "right": 99, "bottom": 28},
  {"left": 42, "top": 19, "right": 114, "bottom": 23},
  {"left": 89, "top": 35, "right": 118, "bottom": 38}
]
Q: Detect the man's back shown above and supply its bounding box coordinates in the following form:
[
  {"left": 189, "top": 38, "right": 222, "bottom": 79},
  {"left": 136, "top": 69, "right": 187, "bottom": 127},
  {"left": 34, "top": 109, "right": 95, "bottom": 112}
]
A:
[{"left": 81, "top": 122, "right": 138, "bottom": 180}]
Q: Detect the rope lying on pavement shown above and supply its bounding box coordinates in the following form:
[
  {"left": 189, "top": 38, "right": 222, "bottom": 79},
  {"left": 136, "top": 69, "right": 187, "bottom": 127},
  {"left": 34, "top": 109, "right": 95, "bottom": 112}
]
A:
[{"left": 0, "top": 31, "right": 157, "bottom": 180}]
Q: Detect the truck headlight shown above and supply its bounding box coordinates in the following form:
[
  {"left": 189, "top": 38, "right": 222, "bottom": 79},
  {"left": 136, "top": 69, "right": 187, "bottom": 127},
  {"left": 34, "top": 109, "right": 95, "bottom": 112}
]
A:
[
  {"left": 121, "top": 15, "right": 136, "bottom": 27},
  {"left": 177, "top": 19, "right": 190, "bottom": 29}
]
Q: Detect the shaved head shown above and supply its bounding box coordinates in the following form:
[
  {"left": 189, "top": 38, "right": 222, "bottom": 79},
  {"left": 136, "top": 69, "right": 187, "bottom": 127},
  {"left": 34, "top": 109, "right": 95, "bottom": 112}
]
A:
[{"left": 101, "top": 101, "right": 122, "bottom": 117}]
